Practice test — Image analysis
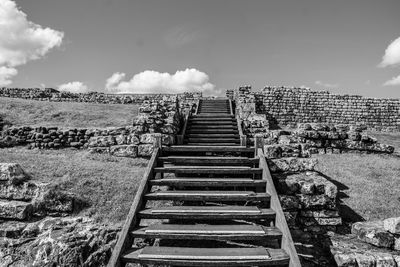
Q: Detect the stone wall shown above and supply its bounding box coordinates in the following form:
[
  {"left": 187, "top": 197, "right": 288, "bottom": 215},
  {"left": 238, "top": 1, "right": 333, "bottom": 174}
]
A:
[
  {"left": 262, "top": 86, "right": 400, "bottom": 131},
  {"left": 0, "top": 94, "right": 200, "bottom": 157},
  {"left": 0, "top": 87, "right": 202, "bottom": 105},
  {"left": 229, "top": 86, "right": 400, "bottom": 132}
]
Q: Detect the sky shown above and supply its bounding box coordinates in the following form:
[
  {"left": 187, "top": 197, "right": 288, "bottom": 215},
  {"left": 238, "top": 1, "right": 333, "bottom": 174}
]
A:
[{"left": 1, "top": 0, "right": 400, "bottom": 98}]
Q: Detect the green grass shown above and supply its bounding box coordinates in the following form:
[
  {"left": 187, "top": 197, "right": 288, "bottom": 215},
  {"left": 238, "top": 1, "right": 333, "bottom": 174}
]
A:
[
  {"left": 0, "top": 97, "right": 139, "bottom": 128},
  {"left": 0, "top": 147, "right": 148, "bottom": 224},
  {"left": 315, "top": 153, "right": 400, "bottom": 222}
]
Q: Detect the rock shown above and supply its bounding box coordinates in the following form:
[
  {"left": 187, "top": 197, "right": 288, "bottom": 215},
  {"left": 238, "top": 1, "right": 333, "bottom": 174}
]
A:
[
  {"left": 0, "top": 163, "right": 30, "bottom": 185},
  {"left": 0, "top": 221, "right": 27, "bottom": 238},
  {"left": 279, "top": 195, "right": 301, "bottom": 210},
  {"left": 0, "top": 200, "right": 33, "bottom": 220},
  {"left": 297, "top": 194, "right": 336, "bottom": 209},
  {"left": 0, "top": 181, "right": 43, "bottom": 201},
  {"left": 0, "top": 217, "right": 119, "bottom": 267},
  {"left": 110, "top": 145, "right": 138, "bottom": 158},
  {"left": 352, "top": 221, "right": 394, "bottom": 248},
  {"left": 87, "top": 136, "right": 116, "bottom": 147},
  {"left": 138, "top": 144, "right": 154, "bottom": 157},
  {"left": 383, "top": 217, "right": 400, "bottom": 234},
  {"left": 140, "top": 133, "right": 156, "bottom": 144},
  {"left": 33, "top": 188, "right": 77, "bottom": 216},
  {"left": 334, "top": 252, "right": 358, "bottom": 267},
  {"left": 268, "top": 158, "right": 318, "bottom": 173},
  {"left": 375, "top": 252, "right": 396, "bottom": 267},
  {"left": 394, "top": 237, "right": 400, "bottom": 251}
]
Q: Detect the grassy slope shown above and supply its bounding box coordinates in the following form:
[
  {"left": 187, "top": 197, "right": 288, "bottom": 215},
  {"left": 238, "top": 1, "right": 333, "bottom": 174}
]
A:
[
  {"left": 0, "top": 97, "right": 138, "bottom": 128},
  {"left": 0, "top": 147, "right": 148, "bottom": 224},
  {"left": 315, "top": 153, "right": 400, "bottom": 222}
]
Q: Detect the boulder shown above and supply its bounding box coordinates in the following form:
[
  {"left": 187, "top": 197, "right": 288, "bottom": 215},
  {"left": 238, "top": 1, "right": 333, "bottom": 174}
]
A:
[{"left": 0, "top": 181, "right": 43, "bottom": 201}]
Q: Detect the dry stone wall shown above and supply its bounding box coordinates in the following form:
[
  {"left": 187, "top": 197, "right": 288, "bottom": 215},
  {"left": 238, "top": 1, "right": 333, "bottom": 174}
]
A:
[
  {"left": 0, "top": 87, "right": 202, "bottom": 105},
  {"left": 230, "top": 86, "right": 400, "bottom": 132},
  {"left": 0, "top": 94, "right": 200, "bottom": 157},
  {"left": 262, "top": 86, "right": 400, "bottom": 132}
]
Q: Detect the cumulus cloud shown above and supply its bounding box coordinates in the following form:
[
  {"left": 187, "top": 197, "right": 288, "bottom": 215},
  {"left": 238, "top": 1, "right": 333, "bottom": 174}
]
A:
[
  {"left": 58, "top": 81, "right": 90, "bottom": 93},
  {"left": 383, "top": 75, "right": 400, "bottom": 86},
  {"left": 315, "top": 80, "right": 339, "bottom": 88},
  {"left": 0, "top": 66, "right": 18, "bottom": 86},
  {"left": 0, "top": 0, "right": 63, "bottom": 85},
  {"left": 105, "top": 68, "right": 216, "bottom": 94},
  {"left": 379, "top": 36, "right": 400, "bottom": 68}
]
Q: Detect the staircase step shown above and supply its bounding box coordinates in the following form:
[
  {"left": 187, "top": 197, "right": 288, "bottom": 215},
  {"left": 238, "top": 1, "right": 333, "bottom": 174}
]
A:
[
  {"left": 189, "top": 125, "right": 237, "bottom": 129},
  {"left": 164, "top": 146, "right": 253, "bottom": 153},
  {"left": 185, "top": 138, "right": 240, "bottom": 143},
  {"left": 187, "top": 130, "right": 239, "bottom": 134},
  {"left": 138, "top": 206, "right": 276, "bottom": 220},
  {"left": 131, "top": 224, "right": 282, "bottom": 241},
  {"left": 190, "top": 118, "right": 235, "bottom": 121},
  {"left": 149, "top": 178, "right": 266, "bottom": 187},
  {"left": 154, "top": 166, "right": 262, "bottom": 175},
  {"left": 189, "top": 121, "right": 236, "bottom": 125},
  {"left": 122, "top": 247, "right": 289, "bottom": 266},
  {"left": 186, "top": 133, "right": 239, "bottom": 139},
  {"left": 145, "top": 190, "right": 270, "bottom": 202},
  {"left": 185, "top": 143, "right": 240, "bottom": 146},
  {"left": 158, "top": 156, "right": 257, "bottom": 165},
  {"left": 194, "top": 114, "right": 234, "bottom": 118}
]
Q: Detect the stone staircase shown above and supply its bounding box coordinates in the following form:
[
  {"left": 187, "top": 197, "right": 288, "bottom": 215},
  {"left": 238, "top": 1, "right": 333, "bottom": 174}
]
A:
[{"left": 109, "top": 99, "right": 300, "bottom": 267}]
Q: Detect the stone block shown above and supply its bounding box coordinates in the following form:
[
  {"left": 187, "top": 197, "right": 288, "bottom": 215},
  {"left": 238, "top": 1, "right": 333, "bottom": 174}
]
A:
[
  {"left": 279, "top": 195, "right": 301, "bottom": 210},
  {"left": 138, "top": 144, "right": 154, "bottom": 157},
  {"left": 297, "top": 194, "right": 336, "bottom": 209},
  {"left": 0, "top": 200, "right": 33, "bottom": 220},
  {"left": 0, "top": 163, "right": 30, "bottom": 185},
  {"left": 109, "top": 145, "right": 138, "bottom": 158},
  {"left": 352, "top": 221, "right": 394, "bottom": 248},
  {"left": 383, "top": 217, "right": 400, "bottom": 234}
]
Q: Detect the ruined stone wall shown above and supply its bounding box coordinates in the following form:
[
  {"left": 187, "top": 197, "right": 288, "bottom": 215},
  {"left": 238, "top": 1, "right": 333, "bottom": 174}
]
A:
[
  {"left": 0, "top": 94, "right": 200, "bottom": 157},
  {"left": 262, "top": 86, "right": 400, "bottom": 131},
  {"left": 0, "top": 87, "right": 202, "bottom": 105}
]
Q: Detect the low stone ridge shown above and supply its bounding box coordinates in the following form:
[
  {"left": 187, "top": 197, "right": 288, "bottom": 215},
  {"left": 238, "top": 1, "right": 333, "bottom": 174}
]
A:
[{"left": 0, "top": 216, "right": 119, "bottom": 266}]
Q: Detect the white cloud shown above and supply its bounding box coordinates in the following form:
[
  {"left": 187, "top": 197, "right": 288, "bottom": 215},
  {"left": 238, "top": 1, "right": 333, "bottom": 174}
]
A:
[
  {"left": 379, "top": 36, "right": 400, "bottom": 68},
  {"left": 105, "top": 68, "right": 216, "bottom": 94},
  {"left": 315, "top": 80, "right": 339, "bottom": 88},
  {"left": 383, "top": 75, "right": 400, "bottom": 86},
  {"left": 0, "top": 0, "right": 64, "bottom": 85},
  {"left": 58, "top": 81, "right": 89, "bottom": 93},
  {"left": 0, "top": 66, "right": 18, "bottom": 86},
  {"left": 105, "top": 72, "right": 126, "bottom": 91}
]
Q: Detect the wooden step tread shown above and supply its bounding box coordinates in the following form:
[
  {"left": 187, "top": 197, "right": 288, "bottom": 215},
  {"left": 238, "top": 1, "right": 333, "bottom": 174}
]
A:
[
  {"left": 145, "top": 190, "right": 270, "bottom": 202},
  {"left": 122, "top": 247, "right": 290, "bottom": 266},
  {"left": 158, "top": 156, "right": 257, "bottom": 163},
  {"left": 154, "top": 166, "right": 262, "bottom": 174},
  {"left": 149, "top": 178, "right": 266, "bottom": 187},
  {"left": 164, "top": 146, "right": 253, "bottom": 153},
  {"left": 184, "top": 139, "right": 240, "bottom": 143},
  {"left": 131, "top": 224, "right": 282, "bottom": 240},
  {"left": 139, "top": 206, "right": 276, "bottom": 220},
  {"left": 185, "top": 143, "right": 240, "bottom": 146}
]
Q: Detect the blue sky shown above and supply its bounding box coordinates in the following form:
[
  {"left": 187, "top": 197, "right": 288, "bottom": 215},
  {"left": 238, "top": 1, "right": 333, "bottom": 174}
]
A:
[{"left": 2, "top": 0, "right": 400, "bottom": 97}]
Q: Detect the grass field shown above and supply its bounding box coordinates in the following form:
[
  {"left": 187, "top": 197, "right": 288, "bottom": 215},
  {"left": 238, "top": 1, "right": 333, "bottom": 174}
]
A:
[
  {"left": 0, "top": 147, "right": 148, "bottom": 224},
  {"left": 0, "top": 97, "right": 139, "bottom": 128},
  {"left": 315, "top": 152, "right": 400, "bottom": 223}
]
